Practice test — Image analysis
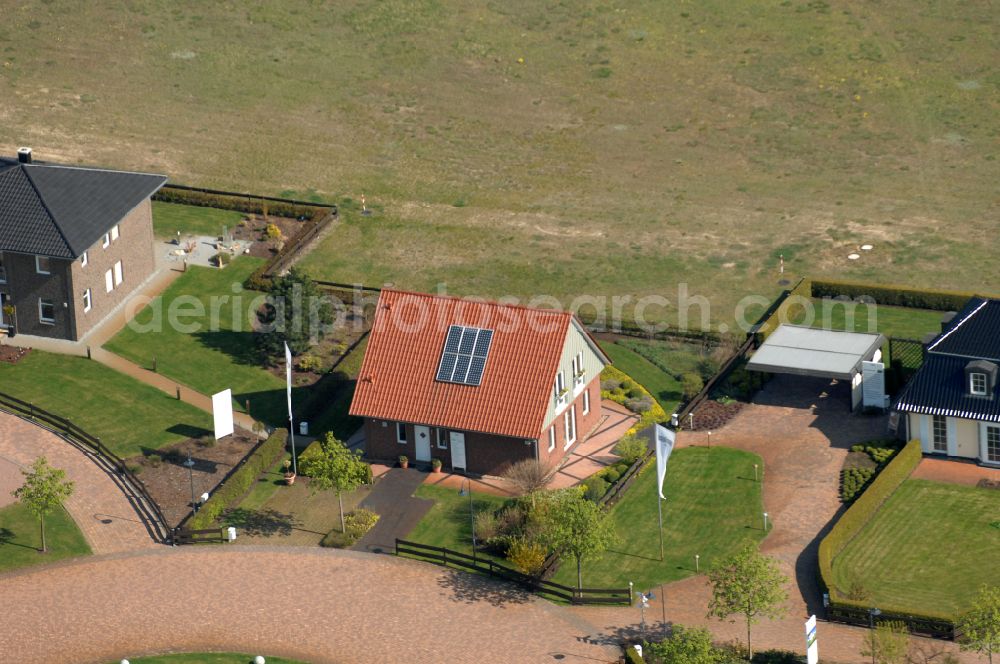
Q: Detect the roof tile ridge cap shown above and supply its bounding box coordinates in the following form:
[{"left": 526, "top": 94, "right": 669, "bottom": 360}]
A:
[
  {"left": 25, "top": 161, "right": 169, "bottom": 180},
  {"left": 927, "top": 298, "right": 989, "bottom": 351},
  {"left": 18, "top": 164, "right": 74, "bottom": 258},
  {"left": 382, "top": 287, "right": 573, "bottom": 317}
]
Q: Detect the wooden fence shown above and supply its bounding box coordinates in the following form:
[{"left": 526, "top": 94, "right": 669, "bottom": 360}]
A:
[
  {"left": 173, "top": 527, "right": 230, "bottom": 545},
  {"left": 0, "top": 389, "right": 172, "bottom": 544},
  {"left": 395, "top": 539, "right": 632, "bottom": 606}
]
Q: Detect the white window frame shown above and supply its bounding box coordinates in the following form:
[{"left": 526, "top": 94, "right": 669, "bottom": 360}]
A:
[
  {"left": 113, "top": 260, "right": 123, "bottom": 286},
  {"left": 548, "top": 425, "right": 555, "bottom": 452},
  {"left": 80, "top": 251, "right": 88, "bottom": 267},
  {"left": 102, "top": 233, "right": 110, "bottom": 248},
  {"left": 572, "top": 351, "right": 585, "bottom": 387},
  {"left": 35, "top": 255, "right": 50, "bottom": 275},
  {"left": 38, "top": 298, "right": 55, "bottom": 324},
  {"left": 583, "top": 387, "right": 590, "bottom": 415},
  {"left": 436, "top": 428, "right": 448, "bottom": 449},
  {"left": 554, "top": 370, "right": 566, "bottom": 407},
  {"left": 931, "top": 414, "right": 947, "bottom": 453},
  {"left": 82, "top": 288, "right": 92, "bottom": 313},
  {"left": 105, "top": 269, "right": 114, "bottom": 293},
  {"left": 985, "top": 424, "right": 1000, "bottom": 465},
  {"left": 110, "top": 224, "right": 120, "bottom": 241},
  {"left": 564, "top": 405, "right": 577, "bottom": 449},
  {"left": 970, "top": 373, "right": 988, "bottom": 396},
  {"left": 396, "top": 422, "right": 408, "bottom": 444}
]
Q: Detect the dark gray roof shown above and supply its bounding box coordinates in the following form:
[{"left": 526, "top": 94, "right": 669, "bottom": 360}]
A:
[
  {"left": 0, "top": 158, "right": 166, "bottom": 259},
  {"left": 896, "top": 354, "right": 1000, "bottom": 423},
  {"left": 926, "top": 297, "right": 1000, "bottom": 361}
]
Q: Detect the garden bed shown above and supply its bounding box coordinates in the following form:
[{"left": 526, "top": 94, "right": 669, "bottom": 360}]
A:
[
  {"left": 0, "top": 345, "right": 30, "bottom": 364},
  {"left": 686, "top": 398, "right": 744, "bottom": 431}
]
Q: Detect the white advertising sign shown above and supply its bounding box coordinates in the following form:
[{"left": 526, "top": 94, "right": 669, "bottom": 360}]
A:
[
  {"left": 211, "top": 388, "right": 234, "bottom": 440},
  {"left": 805, "top": 614, "right": 818, "bottom": 664}
]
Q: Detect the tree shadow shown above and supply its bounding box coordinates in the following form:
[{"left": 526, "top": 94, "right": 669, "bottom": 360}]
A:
[
  {"left": 0, "top": 526, "right": 34, "bottom": 550},
  {"left": 191, "top": 329, "right": 261, "bottom": 367},
  {"left": 139, "top": 446, "right": 222, "bottom": 474},
  {"left": 435, "top": 567, "right": 532, "bottom": 607},
  {"left": 221, "top": 507, "right": 299, "bottom": 537},
  {"left": 577, "top": 620, "right": 673, "bottom": 648}
]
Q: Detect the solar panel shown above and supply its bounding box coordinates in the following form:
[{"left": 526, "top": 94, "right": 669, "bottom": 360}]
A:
[{"left": 435, "top": 325, "right": 494, "bottom": 386}]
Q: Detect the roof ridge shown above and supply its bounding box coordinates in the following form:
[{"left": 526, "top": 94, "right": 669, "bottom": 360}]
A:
[
  {"left": 382, "top": 287, "right": 573, "bottom": 317},
  {"left": 22, "top": 161, "right": 167, "bottom": 180},
  {"left": 927, "top": 298, "right": 988, "bottom": 352},
  {"left": 18, "top": 165, "right": 74, "bottom": 258}
]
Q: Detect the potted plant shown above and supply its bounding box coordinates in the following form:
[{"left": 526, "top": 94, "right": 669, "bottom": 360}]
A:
[
  {"left": 431, "top": 458, "right": 443, "bottom": 473},
  {"left": 3, "top": 304, "right": 16, "bottom": 337},
  {"left": 398, "top": 455, "right": 409, "bottom": 469},
  {"left": 283, "top": 458, "right": 296, "bottom": 485}
]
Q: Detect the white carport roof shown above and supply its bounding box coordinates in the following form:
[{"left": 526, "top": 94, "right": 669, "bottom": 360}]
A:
[{"left": 747, "top": 325, "right": 886, "bottom": 380}]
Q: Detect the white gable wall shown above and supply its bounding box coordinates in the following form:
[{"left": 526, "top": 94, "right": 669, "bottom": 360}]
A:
[{"left": 540, "top": 319, "right": 607, "bottom": 431}]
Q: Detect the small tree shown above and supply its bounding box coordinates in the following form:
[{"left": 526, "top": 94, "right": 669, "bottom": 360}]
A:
[
  {"left": 861, "top": 620, "right": 910, "bottom": 664},
  {"left": 536, "top": 488, "right": 618, "bottom": 590},
  {"left": 647, "top": 624, "right": 723, "bottom": 664},
  {"left": 682, "top": 372, "right": 704, "bottom": 400},
  {"left": 707, "top": 540, "right": 788, "bottom": 659},
  {"left": 958, "top": 585, "right": 1000, "bottom": 664},
  {"left": 255, "top": 267, "right": 335, "bottom": 360},
  {"left": 299, "top": 433, "right": 370, "bottom": 534},
  {"left": 613, "top": 433, "right": 647, "bottom": 465},
  {"left": 506, "top": 536, "right": 547, "bottom": 577},
  {"left": 12, "top": 456, "right": 74, "bottom": 553},
  {"left": 502, "top": 459, "right": 551, "bottom": 507}
]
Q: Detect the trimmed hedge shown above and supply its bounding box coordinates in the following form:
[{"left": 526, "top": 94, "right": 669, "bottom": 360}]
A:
[
  {"left": 756, "top": 278, "right": 812, "bottom": 340},
  {"left": 154, "top": 184, "right": 328, "bottom": 221},
  {"left": 188, "top": 428, "right": 288, "bottom": 529},
  {"left": 811, "top": 278, "right": 984, "bottom": 312}
]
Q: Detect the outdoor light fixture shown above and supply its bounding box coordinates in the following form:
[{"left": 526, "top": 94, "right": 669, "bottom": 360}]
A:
[
  {"left": 763, "top": 512, "right": 769, "bottom": 531},
  {"left": 867, "top": 608, "right": 882, "bottom": 664},
  {"left": 183, "top": 455, "right": 197, "bottom": 513},
  {"left": 459, "top": 478, "right": 476, "bottom": 562}
]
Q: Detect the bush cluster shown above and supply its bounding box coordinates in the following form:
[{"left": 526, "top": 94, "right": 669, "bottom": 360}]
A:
[
  {"left": 295, "top": 354, "right": 325, "bottom": 373},
  {"left": 613, "top": 434, "right": 647, "bottom": 465},
  {"left": 580, "top": 460, "right": 633, "bottom": 503},
  {"left": 713, "top": 361, "right": 769, "bottom": 401},
  {"left": 811, "top": 278, "right": 981, "bottom": 312},
  {"left": 840, "top": 467, "right": 875, "bottom": 502},
  {"left": 600, "top": 365, "right": 668, "bottom": 434},
  {"left": 188, "top": 429, "right": 288, "bottom": 530}
]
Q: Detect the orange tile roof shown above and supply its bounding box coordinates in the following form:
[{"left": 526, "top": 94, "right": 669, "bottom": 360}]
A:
[{"left": 349, "top": 289, "right": 575, "bottom": 440}]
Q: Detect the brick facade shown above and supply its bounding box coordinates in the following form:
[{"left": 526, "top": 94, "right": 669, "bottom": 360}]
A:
[
  {"left": 364, "top": 375, "right": 604, "bottom": 477},
  {"left": 0, "top": 198, "right": 155, "bottom": 341}
]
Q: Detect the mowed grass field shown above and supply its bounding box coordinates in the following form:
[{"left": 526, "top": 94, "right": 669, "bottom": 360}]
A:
[
  {"left": 1, "top": 2, "right": 998, "bottom": 327},
  {"left": 831, "top": 479, "right": 1000, "bottom": 617}
]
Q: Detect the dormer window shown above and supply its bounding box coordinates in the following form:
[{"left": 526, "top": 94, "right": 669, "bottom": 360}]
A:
[
  {"left": 965, "top": 360, "right": 998, "bottom": 397},
  {"left": 971, "top": 373, "right": 988, "bottom": 396}
]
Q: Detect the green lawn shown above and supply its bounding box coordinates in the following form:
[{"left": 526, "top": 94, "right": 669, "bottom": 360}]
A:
[
  {"left": 0, "top": 502, "right": 91, "bottom": 573},
  {"left": 789, "top": 299, "right": 944, "bottom": 340},
  {"left": 152, "top": 201, "right": 245, "bottom": 239},
  {"left": 551, "top": 447, "right": 765, "bottom": 590},
  {"left": 104, "top": 257, "right": 293, "bottom": 426},
  {"left": 107, "top": 655, "right": 307, "bottom": 664},
  {"left": 0, "top": 351, "right": 213, "bottom": 457},
  {"left": 406, "top": 484, "right": 509, "bottom": 562},
  {"left": 831, "top": 479, "right": 1000, "bottom": 618},
  {"left": 599, "top": 341, "right": 683, "bottom": 415}
]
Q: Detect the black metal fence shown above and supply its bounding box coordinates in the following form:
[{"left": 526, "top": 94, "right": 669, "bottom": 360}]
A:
[
  {"left": 395, "top": 539, "right": 632, "bottom": 605},
  {"left": 0, "top": 389, "right": 172, "bottom": 544}
]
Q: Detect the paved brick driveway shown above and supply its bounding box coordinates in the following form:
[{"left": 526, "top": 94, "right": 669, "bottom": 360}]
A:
[
  {"left": 0, "top": 411, "right": 156, "bottom": 554},
  {"left": 0, "top": 546, "right": 619, "bottom": 664}
]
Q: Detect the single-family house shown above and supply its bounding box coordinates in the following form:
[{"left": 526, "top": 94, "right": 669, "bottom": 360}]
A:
[
  {"left": 349, "top": 289, "right": 610, "bottom": 476},
  {"left": 896, "top": 297, "right": 1000, "bottom": 465},
  {"left": 0, "top": 148, "right": 165, "bottom": 341}
]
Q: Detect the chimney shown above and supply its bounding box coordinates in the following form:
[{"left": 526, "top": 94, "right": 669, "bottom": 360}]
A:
[{"left": 16, "top": 147, "right": 32, "bottom": 164}]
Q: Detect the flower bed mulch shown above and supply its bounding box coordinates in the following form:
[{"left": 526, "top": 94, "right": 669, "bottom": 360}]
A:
[
  {"left": 0, "top": 345, "right": 30, "bottom": 364},
  {"left": 231, "top": 213, "right": 305, "bottom": 259},
  {"left": 128, "top": 428, "right": 263, "bottom": 528},
  {"left": 687, "top": 399, "right": 745, "bottom": 431}
]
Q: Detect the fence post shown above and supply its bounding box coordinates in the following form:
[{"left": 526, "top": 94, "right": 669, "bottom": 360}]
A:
[{"left": 443, "top": 548, "right": 448, "bottom": 567}]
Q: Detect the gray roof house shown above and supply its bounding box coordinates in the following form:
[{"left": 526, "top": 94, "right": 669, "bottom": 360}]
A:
[
  {"left": 0, "top": 148, "right": 165, "bottom": 341},
  {"left": 897, "top": 297, "right": 1000, "bottom": 465}
]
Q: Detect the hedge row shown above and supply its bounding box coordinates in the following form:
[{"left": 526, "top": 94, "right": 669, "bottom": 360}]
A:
[
  {"left": 600, "top": 365, "right": 668, "bottom": 434},
  {"left": 817, "top": 440, "right": 956, "bottom": 623},
  {"left": 154, "top": 185, "right": 328, "bottom": 221},
  {"left": 811, "top": 278, "right": 983, "bottom": 312},
  {"left": 188, "top": 428, "right": 288, "bottom": 530},
  {"left": 756, "top": 278, "right": 812, "bottom": 340}
]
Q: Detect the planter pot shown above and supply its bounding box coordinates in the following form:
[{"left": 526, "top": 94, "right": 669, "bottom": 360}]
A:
[
  {"left": 400, "top": 461, "right": 409, "bottom": 469},
  {"left": 284, "top": 473, "right": 296, "bottom": 485},
  {"left": 431, "top": 466, "right": 442, "bottom": 473}
]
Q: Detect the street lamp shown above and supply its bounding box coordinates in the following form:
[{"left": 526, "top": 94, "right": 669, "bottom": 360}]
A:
[
  {"left": 183, "top": 455, "right": 197, "bottom": 513},
  {"left": 868, "top": 607, "right": 882, "bottom": 664},
  {"left": 458, "top": 478, "right": 476, "bottom": 562},
  {"left": 763, "top": 511, "right": 769, "bottom": 532}
]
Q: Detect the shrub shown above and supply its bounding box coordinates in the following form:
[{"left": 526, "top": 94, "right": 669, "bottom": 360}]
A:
[
  {"left": 646, "top": 624, "right": 733, "bottom": 664},
  {"left": 583, "top": 477, "right": 610, "bottom": 502},
  {"left": 751, "top": 650, "right": 802, "bottom": 664},
  {"left": 613, "top": 461, "right": 630, "bottom": 476},
  {"left": 841, "top": 467, "right": 875, "bottom": 502},
  {"left": 210, "top": 252, "right": 228, "bottom": 268},
  {"left": 146, "top": 453, "right": 163, "bottom": 468},
  {"left": 298, "top": 440, "right": 323, "bottom": 470},
  {"left": 601, "top": 378, "right": 622, "bottom": 391},
  {"left": 625, "top": 395, "right": 654, "bottom": 413},
  {"left": 197, "top": 435, "right": 216, "bottom": 448},
  {"left": 600, "top": 467, "right": 622, "bottom": 484},
  {"left": 474, "top": 510, "right": 499, "bottom": 542},
  {"left": 681, "top": 372, "right": 704, "bottom": 399},
  {"left": 296, "top": 354, "right": 324, "bottom": 373},
  {"left": 344, "top": 508, "right": 379, "bottom": 540},
  {"left": 506, "top": 537, "right": 548, "bottom": 577},
  {"left": 265, "top": 223, "right": 283, "bottom": 241},
  {"left": 188, "top": 429, "right": 288, "bottom": 530}
]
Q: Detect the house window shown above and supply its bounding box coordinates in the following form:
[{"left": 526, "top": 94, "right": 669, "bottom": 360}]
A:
[
  {"left": 554, "top": 370, "right": 566, "bottom": 406},
  {"left": 0, "top": 255, "right": 6, "bottom": 284},
  {"left": 110, "top": 224, "right": 120, "bottom": 241},
  {"left": 396, "top": 422, "right": 408, "bottom": 444},
  {"left": 80, "top": 251, "right": 88, "bottom": 267},
  {"left": 113, "top": 260, "right": 123, "bottom": 286},
  {"left": 572, "top": 351, "right": 585, "bottom": 387},
  {"left": 931, "top": 415, "right": 947, "bottom": 453},
  {"left": 104, "top": 269, "right": 113, "bottom": 293},
  {"left": 583, "top": 387, "right": 590, "bottom": 415},
  {"left": 970, "top": 373, "right": 988, "bottom": 396},
  {"left": 548, "top": 425, "right": 555, "bottom": 452},
  {"left": 35, "top": 255, "right": 50, "bottom": 275},
  {"left": 436, "top": 429, "right": 448, "bottom": 449},
  {"left": 987, "top": 426, "right": 1000, "bottom": 464},
  {"left": 102, "top": 233, "right": 110, "bottom": 248},
  {"left": 38, "top": 298, "right": 55, "bottom": 324},
  {"left": 564, "top": 405, "right": 577, "bottom": 448},
  {"left": 82, "top": 289, "right": 92, "bottom": 313}
]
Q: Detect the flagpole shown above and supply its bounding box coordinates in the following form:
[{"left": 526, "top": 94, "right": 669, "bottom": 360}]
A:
[
  {"left": 285, "top": 341, "right": 298, "bottom": 475},
  {"left": 657, "top": 493, "right": 664, "bottom": 561},
  {"left": 289, "top": 415, "right": 298, "bottom": 475}
]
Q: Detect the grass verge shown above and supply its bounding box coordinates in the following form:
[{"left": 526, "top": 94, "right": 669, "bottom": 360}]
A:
[
  {"left": 599, "top": 341, "right": 683, "bottom": 414},
  {"left": 406, "top": 484, "right": 509, "bottom": 563},
  {"left": 0, "top": 502, "right": 91, "bottom": 573},
  {"left": 152, "top": 201, "right": 245, "bottom": 239}
]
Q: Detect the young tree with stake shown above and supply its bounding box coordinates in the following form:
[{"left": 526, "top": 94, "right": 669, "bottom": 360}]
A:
[
  {"left": 12, "top": 456, "right": 74, "bottom": 553},
  {"left": 299, "top": 433, "right": 370, "bottom": 534},
  {"left": 536, "top": 488, "right": 617, "bottom": 590},
  {"left": 958, "top": 585, "right": 1000, "bottom": 664}
]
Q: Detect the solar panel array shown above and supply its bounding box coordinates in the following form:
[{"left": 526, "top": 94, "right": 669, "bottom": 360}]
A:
[{"left": 436, "top": 325, "right": 494, "bottom": 386}]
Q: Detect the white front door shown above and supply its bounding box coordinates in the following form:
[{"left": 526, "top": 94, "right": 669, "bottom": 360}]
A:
[
  {"left": 414, "top": 425, "right": 432, "bottom": 463},
  {"left": 450, "top": 432, "right": 467, "bottom": 471}
]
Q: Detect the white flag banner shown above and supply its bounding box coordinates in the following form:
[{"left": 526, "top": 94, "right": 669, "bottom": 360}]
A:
[
  {"left": 654, "top": 424, "right": 675, "bottom": 500},
  {"left": 284, "top": 341, "right": 293, "bottom": 420}
]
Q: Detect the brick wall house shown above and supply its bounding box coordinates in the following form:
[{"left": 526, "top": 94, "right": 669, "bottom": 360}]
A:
[
  {"left": 0, "top": 148, "right": 164, "bottom": 341},
  {"left": 349, "top": 289, "right": 610, "bottom": 477}
]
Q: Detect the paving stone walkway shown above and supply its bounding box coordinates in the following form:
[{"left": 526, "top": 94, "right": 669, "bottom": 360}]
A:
[
  {"left": 0, "top": 546, "right": 620, "bottom": 664},
  {"left": 0, "top": 411, "right": 157, "bottom": 554},
  {"left": 352, "top": 467, "right": 434, "bottom": 554}
]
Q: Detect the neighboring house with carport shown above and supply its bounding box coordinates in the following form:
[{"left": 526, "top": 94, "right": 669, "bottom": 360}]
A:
[
  {"left": 896, "top": 297, "right": 1000, "bottom": 466},
  {"left": 349, "top": 289, "right": 610, "bottom": 476},
  {"left": 0, "top": 148, "right": 165, "bottom": 341}
]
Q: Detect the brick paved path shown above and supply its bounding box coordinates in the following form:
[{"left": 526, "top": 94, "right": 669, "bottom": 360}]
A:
[
  {"left": 0, "top": 546, "right": 620, "bottom": 664},
  {"left": 573, "top": 375, "right": 983, "bottom": 663},
  {"left": 912, "top": 456, "right": 1000, "bottom": 487},
  {"left": 0, "top": 411, "right": 156, "bottom": 554}
]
